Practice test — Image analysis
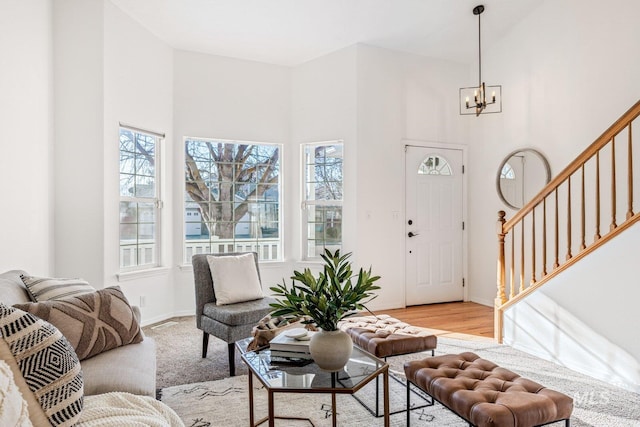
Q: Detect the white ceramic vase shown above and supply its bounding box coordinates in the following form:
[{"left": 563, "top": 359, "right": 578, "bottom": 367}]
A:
[{"left": 309, "top": 329, "right": 353, "bottom": 372}]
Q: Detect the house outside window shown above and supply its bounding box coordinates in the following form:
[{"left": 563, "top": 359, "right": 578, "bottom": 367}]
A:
[
  {"left": 184, "top": 138, "right": 281, "bottom": 262},
  {"left": 302, "top": 141, "right": 343, "bottom": 259},
  {"left": 119, "top": 126, "right": 163, "bottom": 270}
]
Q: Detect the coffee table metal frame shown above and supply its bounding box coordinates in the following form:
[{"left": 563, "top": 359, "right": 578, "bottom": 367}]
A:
[
  {"left": 239, "top": 343, "right": 390, "bottom": 427},
  {"left": 350, "top": 350, "right": 435, "bottom": 418}
]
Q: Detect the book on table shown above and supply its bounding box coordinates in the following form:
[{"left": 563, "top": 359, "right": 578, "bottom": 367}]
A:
[
  {"left": 269, "top": 330, "right": 314, "bottom": 351},
  {"left": 270, "top": 349, "right": 313, "bottom": 359}
]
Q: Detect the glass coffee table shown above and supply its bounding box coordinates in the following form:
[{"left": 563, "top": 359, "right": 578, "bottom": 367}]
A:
[{"left": 237, "top": 338, "right": 390, "bottom": 427}]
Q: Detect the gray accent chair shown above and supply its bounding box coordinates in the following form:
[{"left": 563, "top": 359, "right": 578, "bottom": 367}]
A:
[{"left": 192, "top": 252, "right": 276, "bottom": 376}]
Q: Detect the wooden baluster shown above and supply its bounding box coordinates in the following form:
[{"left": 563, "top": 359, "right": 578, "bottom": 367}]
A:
[
  {"left": 495, "top": 211, "right": 507, "bottom": 344},
  {"left": 520, "top": 219, "right": 525, "bottom": 292},
  {"left": 595, "top": 150, "right": 601, "bottom": 241},
  {"left": 566, "top": 176, "right": 572, "bottom": 261},
  {"left": 496, "top": 211, "right": 507, "bottom": 305},
  {"left": 554, "top": 188, "right": 559, "bottom": 269},
  {"left": 542, "top": 197, "right": 547, "bottom": 276},
  {"left": 509, "top": 231, "right": 515, "bottom": 299},
  {"left": 531, "top": 208, "right": 536, "bottom": 285},
  {"left": 628, "top": 122, "right": 634, "bottom": 220},
  {"left": 580, "top": 164, "right": 586, "bottom": 250},
  {"left": 611, "top": 137, "right": 617, "bottom": 231}
]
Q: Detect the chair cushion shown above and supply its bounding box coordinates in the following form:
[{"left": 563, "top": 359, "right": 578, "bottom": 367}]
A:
[
  {"left": 203, "top": 297, "right": 277, "bottom": 326},
  {"left": 207, "top": 253, "right": 264, "bottom": 305},
  {"left": 13, "top": 286, "right": 143, "bottom": 361},
  {"left": 81, "top": 337, "right": 156, "bottom": 397}
]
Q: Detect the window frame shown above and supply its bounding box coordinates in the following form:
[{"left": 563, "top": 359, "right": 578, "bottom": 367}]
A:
[
  {"left": 118, "top": 125, "right": 163, "bottom": 272},
  {"left": 301, "top": 140, "right": 344, "bottom": 260},
  {"left": 418, "top": 154, "right": 453, "bottom": 176},
  {"left": 183, "top": 137, "right": 283, "bottom": 263}
]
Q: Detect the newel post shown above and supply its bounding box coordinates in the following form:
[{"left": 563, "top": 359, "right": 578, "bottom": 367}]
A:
[{"left": 495, "top": 210, "right": 507, "bottom": 342}]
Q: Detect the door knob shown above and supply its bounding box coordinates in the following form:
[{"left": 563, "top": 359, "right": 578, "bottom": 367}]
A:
[{"left": 408, "top": 231, "right": 419, "bottom": 238}]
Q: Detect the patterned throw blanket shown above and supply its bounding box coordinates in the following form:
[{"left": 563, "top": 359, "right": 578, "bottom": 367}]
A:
[{"left": 77, "top": 392, "right": 184, "bottom": 427}]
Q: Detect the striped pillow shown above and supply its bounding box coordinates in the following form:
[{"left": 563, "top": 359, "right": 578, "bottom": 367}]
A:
[
  {"left": 0, "top": 304, "right": 84, "bottom": 426},
  {"left": 20, "top": 274, "right": 95, "bottom": 302}
]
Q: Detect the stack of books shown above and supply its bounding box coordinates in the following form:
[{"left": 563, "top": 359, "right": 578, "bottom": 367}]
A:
[{"left": 269, "top": 329, "right": 315, "bottom": 362}]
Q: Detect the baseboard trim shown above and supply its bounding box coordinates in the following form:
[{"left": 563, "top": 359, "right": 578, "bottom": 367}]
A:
[
  {"left": 141, "top": 310, "right": 194, "bottom": 327},
  {"left": 469, "top": 297, "right": 493, "bottom": 307}
]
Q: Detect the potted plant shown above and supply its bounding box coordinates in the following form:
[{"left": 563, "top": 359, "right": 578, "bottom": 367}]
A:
[{"left": 269, "top": 249, "right": 381, "bottom": 371}]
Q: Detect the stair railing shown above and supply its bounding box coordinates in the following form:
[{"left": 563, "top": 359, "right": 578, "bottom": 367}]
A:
[{"left": 495, "top": 100, "right": 640, "bottom": 342}]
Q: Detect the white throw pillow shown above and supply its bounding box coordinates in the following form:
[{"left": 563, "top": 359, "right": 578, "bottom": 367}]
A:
[{"left": 207, "top": 253, "right": 264, "bottom": 305}]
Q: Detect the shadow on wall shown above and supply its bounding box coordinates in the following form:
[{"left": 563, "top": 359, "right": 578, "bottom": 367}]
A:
[{"left": 503, "top": 291, "right": 639, "bottom": 394}]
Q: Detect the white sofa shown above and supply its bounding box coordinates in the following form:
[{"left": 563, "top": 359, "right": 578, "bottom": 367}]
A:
[{"left": 0, "top": 270, "right": 156, "bottom": 397}]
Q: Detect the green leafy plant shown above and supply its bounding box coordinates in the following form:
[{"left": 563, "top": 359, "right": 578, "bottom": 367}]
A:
[{"left": 269, "top": 249, "right": 381, "bottom": 331}]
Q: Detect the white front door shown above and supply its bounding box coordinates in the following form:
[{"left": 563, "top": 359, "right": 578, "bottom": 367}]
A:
[{"left": 405, "top": 146, "right": 464, "bottom": 305}]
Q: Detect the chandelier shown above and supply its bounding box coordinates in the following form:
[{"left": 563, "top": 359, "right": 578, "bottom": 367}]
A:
[{"left": 459, "top": 5, "right": 502, "bottom": 116}]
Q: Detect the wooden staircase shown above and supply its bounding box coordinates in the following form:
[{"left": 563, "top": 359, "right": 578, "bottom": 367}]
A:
[{"left": 494, "top": 100, "right": 640, "bottom": 342}]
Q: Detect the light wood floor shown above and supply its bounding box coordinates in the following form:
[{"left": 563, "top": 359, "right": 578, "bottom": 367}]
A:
[{"left": 375, "top": 302, "right": 494, "bottom": 339}]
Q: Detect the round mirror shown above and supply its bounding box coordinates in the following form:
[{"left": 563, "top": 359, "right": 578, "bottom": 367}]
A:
[{"left": 496, "top": 148, "right": 551, "bottom": 210}]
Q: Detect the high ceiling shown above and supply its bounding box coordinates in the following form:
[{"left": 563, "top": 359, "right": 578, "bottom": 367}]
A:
[{"left": 110, "top": 0, "right": 541, "bottom": 67}]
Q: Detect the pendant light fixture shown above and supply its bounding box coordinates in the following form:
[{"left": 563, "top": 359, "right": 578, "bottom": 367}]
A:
[{"left": 459, "top": 5, "right": 502, "bottom": 116}]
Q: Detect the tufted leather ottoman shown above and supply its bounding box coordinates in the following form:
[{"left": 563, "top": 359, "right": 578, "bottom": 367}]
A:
[
  {"left": 404, "top": 352, "right": 573, "bottom": 427},
  {"left": 339, "top": 314, "right": 437, "bottom": 358},
  {"left": 339, "top": 315, "right": 437, "bottom": 417}
]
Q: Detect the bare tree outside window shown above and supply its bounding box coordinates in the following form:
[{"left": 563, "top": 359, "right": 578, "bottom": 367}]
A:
[
  {"left": 184, "top": 138, "right": 281, "bottom": 261},
  {"left": 119, "top": 127, "right": 161, "bottom": 269},
  {"left": 303, "top": 142, "right": 343, "bottom": 259}
]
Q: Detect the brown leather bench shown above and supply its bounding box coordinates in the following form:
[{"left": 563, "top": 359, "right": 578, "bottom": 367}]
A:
[{"left": 404, "top": 352, "right": 573, "bottom": 427}]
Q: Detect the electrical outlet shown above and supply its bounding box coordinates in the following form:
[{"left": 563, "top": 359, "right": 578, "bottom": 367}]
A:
[{"left": 139, "top": 295, "right": 146, "bottom": 308}]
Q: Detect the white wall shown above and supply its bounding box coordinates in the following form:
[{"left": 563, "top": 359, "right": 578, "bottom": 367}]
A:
[
  {"left": 169, "top": 44, "right": 469, "bottom": 315},
  {"left": 355, "top": 45, "right": 468, "bottom": 310},
  {"left": 51, "top": 1, "right": 176, "bottom": 324},
  {"left": 172, "top": 50, "right": 292, "bottom": 316},
  {"left": 467, "top": 0, "right": 640, "bottom": 306},
  {"left": 103, "top": 1, "right": 174, "bottom": 323},
  {"left": 0, "top": 0, "right": 53, "bottom": 274},
  {"left": 291, "top": 45, "right": 469, "bottom": 311},
  {"left": 8, "top": 0, "right": 639, "bottom": 337},
  {"left": 291, "top": 46, "right": 358, "bottom": 266},
  {"left": 476, "top": 0, "right": 640, "bottom": 393},
  {"left": 504, "top": 222, "right": 640, "bottom": 393},
  {"left": 53, "top": 0, "right": 105, "bottom": 286}
]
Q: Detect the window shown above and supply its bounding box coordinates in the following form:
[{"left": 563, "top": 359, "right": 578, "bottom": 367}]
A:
[
  {"left": 302, "top": 142, "right": 343, "bottom": 259},
  {"left": 119, "top": 126, "right": 163, "bottom": 270},
  {"left": 500, "top": 162, "right": 516, "bottom": 179},
  {"left": 418, "top": 155, "right": 452, "bottom": 176},
  {"left": 184, "top": 138, "right": 281, "bottom": 262}
]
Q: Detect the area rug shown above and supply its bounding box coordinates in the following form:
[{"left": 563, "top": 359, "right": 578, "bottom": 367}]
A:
[{"left": 160, "top": 336, "right": 640, "bottom": 427}]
